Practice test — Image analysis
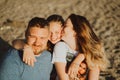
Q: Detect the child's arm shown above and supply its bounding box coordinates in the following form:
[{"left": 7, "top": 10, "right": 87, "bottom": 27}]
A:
[
  {"left": 12, "top": 39, "right": 36, "bottom": 67},
  {"left": 68, "top": 53, "right": 85, "bottom": 79},
  {"left": 23, "top": 44, "right": 36, "bottom": 67},
  {"left": 12, "top": 39, "right": 25, "bottom": 50}
]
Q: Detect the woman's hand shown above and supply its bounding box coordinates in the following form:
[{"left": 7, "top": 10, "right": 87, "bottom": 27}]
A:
[
  {"left": 23, "top": 45, "right": 36, "bottom": 67},
  {"left": 68, "top": 63, "right": 79, "bottom": 79}
]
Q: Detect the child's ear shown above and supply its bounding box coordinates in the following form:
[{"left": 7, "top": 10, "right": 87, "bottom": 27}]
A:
[
  {"left": 60, "top": 27, "right": 63, "bottom": 32},
  {"left": 48, "top": 34, "right": 50, "bottom": 40},
  {"left": 61, "top": 26, "right": 64, "bottom": 29},
  {"left": 73, "top": 32, "right": 76, "bottom": 37}
]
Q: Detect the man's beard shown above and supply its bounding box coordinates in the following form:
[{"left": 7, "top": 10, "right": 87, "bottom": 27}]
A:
[
  {"left": 32, "top": 45, "right": 47, "bottom": 55},
  {"left": 34, "top": 49, "right": 43, "bottom": 55}
]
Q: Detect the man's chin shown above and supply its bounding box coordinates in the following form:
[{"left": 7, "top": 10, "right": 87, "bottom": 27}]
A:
[
  {"left": 34, "top": 50, "right": 42, "bottom": 55},
  {"left": 33, "top": 46, "right": 47, "bottom": 55},
  {"left": 33, "top": 48, "right": 41, "bottom": 54}
]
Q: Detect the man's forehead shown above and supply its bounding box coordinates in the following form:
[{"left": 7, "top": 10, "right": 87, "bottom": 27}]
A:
[{"left": 29, "top": 27, "right": 49, "bottom": 36}]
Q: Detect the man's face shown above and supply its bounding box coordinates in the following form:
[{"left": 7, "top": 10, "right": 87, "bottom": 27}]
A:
[{"left": 27, "top": 27, "right": 49, "bottom": 55}]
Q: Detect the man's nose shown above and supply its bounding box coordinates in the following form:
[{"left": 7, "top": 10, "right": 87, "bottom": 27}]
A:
[{"left": 34, "top": 38, "right": 41, "bottom": 45}]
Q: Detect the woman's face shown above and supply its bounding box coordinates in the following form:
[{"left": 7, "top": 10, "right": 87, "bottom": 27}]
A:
[
  {"left": 62, "top": 19, "right": 76, "bottom": 42},
  {"left": 49, "top": 22, "right": 63, "bottom": 44}
]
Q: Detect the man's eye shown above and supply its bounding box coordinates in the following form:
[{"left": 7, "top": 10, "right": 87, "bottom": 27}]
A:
[
  {"left": 28, "top": 36, "right": 36, "bottom": 39},
  {"left": 40, "top": 37, "right": 46, "bottom": 39}
]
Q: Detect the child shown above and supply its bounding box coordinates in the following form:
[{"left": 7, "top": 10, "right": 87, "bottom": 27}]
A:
[{"left": 12, "top": 39, "right": 25, "bottom": 50}]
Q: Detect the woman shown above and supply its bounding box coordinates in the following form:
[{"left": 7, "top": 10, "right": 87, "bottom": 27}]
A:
[{"left": 52, "top": 14, "right": 109, "bottom": 80}]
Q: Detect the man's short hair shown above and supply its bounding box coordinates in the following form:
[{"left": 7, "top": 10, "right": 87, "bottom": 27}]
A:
[{"left": 25, "top": 17, "right": 48, "bottom": 38}]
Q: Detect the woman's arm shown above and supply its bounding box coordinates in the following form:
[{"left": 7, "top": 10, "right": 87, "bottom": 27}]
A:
[
  {"left": 54, "top": 62, "right": 69, "bottom": 80},
  {"left": 68, "top": 54, "right": 85, "bottom": 78},
  {"left": 72, "top": 53, "right": 85, "bottom": 64},
  {"left": 88, "top": 66, "right": 100, "bottom": 80}
]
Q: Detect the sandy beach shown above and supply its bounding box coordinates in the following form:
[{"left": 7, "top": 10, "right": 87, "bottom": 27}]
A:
[{"left": 0, "top": 0, "right": 120, "bottom": 80}]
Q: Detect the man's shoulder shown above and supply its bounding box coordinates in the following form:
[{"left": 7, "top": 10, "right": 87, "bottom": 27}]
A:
[
  {"left": 39, "top": 50, "right": 52, "bottom": 61},
  {"left": 4, "top": 48, "right": 22, "bottom": 61},
  {"left": 42, "top": 50, "right": 51, "bottom": 56},
  {"left": 0, "top": 48, "right": 23, "bottom": 68},
  {"left": 7, "top": 48, "right": 21, "bottom": 55},
  {"left": 4, "top": 48, "right": 16, "bottom": 56}
]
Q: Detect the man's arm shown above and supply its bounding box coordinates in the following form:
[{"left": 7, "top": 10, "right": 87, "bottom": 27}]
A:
[{"left": 0, "top": 49, "right": 21, "bottom": 80}]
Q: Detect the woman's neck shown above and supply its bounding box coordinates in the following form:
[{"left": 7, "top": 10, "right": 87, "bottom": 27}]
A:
[{"left": 64, "top": 38, "right": 76, "bottom": 50}]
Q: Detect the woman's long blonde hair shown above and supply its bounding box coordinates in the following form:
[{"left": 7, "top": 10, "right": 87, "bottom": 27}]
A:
[{"left": 68, "top": 14, "right": 109, "bottom": 71}]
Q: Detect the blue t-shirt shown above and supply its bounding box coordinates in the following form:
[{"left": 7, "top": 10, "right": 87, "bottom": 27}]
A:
[{"left": 0, "top": 48, "right": 53, "bottom": 80}]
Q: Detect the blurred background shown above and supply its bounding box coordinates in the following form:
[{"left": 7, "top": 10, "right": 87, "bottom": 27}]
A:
[{"left": 0, "top": 0, "right": 120, "bottom": 80}]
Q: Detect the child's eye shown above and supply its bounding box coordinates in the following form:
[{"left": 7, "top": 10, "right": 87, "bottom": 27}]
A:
[
  {"left": 55, "top": 32, "right": 59, "bottom": 34},
  {"left": 55, "top": 31, "right": 60, "bottom": 34},
  {"left": 40, "top": 37, "right": 45, "bottom": 39}
]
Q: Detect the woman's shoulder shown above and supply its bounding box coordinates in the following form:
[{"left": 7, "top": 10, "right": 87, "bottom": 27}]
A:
[{"left": 42, "top": 50, "right": 51, "bottom": 56}]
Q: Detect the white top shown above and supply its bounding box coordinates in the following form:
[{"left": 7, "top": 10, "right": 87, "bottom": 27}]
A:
[{"left": 52, "top": 41, "right": 78, "bottom": 63}]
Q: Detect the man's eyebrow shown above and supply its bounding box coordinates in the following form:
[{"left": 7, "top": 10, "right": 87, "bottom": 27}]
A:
[{"left": 28, "top": 34, "right": 35, "bottom": 36}]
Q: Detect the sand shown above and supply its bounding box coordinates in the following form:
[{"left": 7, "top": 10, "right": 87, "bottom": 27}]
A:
[{"left": 0, "top": 0, "right": 120, "bottom": 80}]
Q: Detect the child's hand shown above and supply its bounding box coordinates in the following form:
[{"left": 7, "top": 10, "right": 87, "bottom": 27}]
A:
[
  {"left": 68, "top": 63, "right": 79, "bottom": 79},
  {"left": 23, "top": 45, "right": 36, "bottom": 67}
]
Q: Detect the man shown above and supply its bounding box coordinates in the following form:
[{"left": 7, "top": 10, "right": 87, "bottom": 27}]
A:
[{"left": 0, "top": 17, "right": 53, "bottom": 80}]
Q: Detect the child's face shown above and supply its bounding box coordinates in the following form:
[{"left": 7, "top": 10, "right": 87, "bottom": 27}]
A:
[
  {"left": 78, "top": 63, "right": 87, "bottom": 75},
  {"left": 49, "top": 22, "right": 63, "bottom": 44}
]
